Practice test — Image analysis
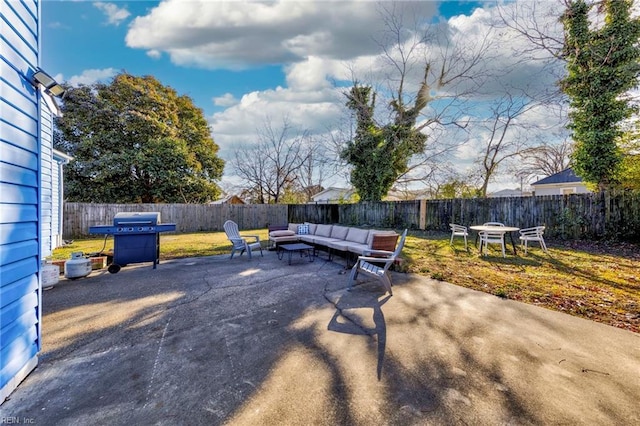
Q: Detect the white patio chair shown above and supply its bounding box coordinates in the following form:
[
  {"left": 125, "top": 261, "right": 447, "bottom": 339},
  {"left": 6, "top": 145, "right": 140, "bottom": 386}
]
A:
[
  {"left": 478, "top": 230, "right": 506, "bottom": 258},
  {"left": 349, "top": 229, "right": 407, "bottom": 296},
  {"left": 223, "top": 220, "right": 263, "bottom": 259},
  {"left": 449, "top": 223, "right": 468, "bottom": 250},
  {"left": 519, "top": 226, "right": 548, "bottom": 254}
]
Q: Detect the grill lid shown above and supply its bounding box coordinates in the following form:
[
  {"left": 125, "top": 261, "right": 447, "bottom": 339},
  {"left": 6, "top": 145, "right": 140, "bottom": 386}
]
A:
[{"left": 113, "top": 212, "right": 161, "bottom": 226}]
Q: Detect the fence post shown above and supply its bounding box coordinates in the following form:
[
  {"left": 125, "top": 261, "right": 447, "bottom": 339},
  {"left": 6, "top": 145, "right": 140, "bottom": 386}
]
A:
[{"left": 419, "top": 199, "right": 427, "bottom": 230}]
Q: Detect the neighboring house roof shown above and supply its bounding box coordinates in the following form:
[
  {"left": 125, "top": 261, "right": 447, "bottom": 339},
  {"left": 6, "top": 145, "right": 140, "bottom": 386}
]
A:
[{"left": 532, "top": 168, "right": 583, "bottom": 186}]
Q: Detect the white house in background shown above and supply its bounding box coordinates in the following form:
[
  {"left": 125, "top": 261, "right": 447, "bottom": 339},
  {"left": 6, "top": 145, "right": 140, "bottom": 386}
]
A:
[
  {"left": 310, "top": 187, "right": 357, "bottom": 204},
  {"left": 385, "top": 188, "right": 434, "bottom": 201},
  {"left": 531, "top": 168, "right": 592, "bottom": 196},
  {"left": 488, "top": 188, "right": 527, "bottom": 198},
  {"left": 49, "top": 150, "right": 73, "bottom": 253}
]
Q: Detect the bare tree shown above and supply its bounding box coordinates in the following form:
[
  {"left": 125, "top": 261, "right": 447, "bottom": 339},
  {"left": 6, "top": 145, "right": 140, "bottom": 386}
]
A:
[
  {"left": 496, "top": 1, "right": 566, "bottom": 60},
  {"left": 472, "top": 89, "right": 549, "bottom": 197},
  {"left": 232, "top": 117, "right": 311, "bottom": 204},
  {"left": 339, "top": 2, "right": 496, "bottom": 198},
  {"left": 294, "top": 136, "right": 337, "bottom": 202},
  {"left": 375, "top": 2, "right": 496, "bottom": 129},
  {"left": 517, "top": 139, "right": 573, "bottom": 179}
]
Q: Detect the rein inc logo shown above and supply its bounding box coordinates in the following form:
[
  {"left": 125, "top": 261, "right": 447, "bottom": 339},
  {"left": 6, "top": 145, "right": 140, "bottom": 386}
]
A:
[{"left": 0, "top": 418, "right": 35, "bottom": 424}]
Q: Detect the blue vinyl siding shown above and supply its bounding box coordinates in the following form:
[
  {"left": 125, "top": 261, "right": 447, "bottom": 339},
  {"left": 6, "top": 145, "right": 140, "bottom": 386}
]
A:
[
  {"left": 0, "top": 160, "right": 38, "bottom": 187},
  {"left": 0, "top": 182, "right": 38, "bottom": 204},
  {"left": 0, "top": 0, "right": 42, "bottom": 403},
  {"left": 0, "top": 222, "right": 38, "bottom": 245},
  {"left": 0, "top": 141, "right": 38, "bottom": 170}
]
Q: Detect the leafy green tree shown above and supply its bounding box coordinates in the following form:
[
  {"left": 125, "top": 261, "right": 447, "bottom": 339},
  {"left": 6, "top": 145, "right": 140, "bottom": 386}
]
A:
[
  {"left": 617, "top": 124, "right": 640, "bottom": 190},
  {"left": 437, "top": 178, "right": 479, "bottom": 199},
  {"left": 561, "top": 0, "right": 640, "bottom": 191},
  {"left": 341, "top": 82, "right": 428, "bottom": 201},
  {"left": 54, "top": 73, "right": 224, "bottom": 203}
]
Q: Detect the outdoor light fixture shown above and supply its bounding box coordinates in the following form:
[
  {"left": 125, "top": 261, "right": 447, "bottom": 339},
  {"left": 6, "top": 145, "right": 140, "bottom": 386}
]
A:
[{"left": 32, "top": 68, "right": 65, "bottom": 98}]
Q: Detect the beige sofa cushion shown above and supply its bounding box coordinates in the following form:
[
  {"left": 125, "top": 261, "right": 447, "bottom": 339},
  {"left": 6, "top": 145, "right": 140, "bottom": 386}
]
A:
[
  {"left": 315, "top": 224, "right": 333, "bottom": 237},
  {"left": 345, "top": 228, "right": 370, "bottom": 244},
  {"left": 305, "top": 222, "right": 318, "bottom": 234},
  {"left": 330, "top": 225, "right": 350, "bottom": 240},
  {"left": 326, "top": 240, "right": 351, "bottom": 251},
  {"left": 347, "top": 242, "right": 370, "bottom": 255}
]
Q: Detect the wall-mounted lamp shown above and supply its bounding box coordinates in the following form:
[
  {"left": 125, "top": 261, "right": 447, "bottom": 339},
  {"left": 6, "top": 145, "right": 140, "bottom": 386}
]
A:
[{"left": 32, "top": 68, "right": 65, "bottom": 98}]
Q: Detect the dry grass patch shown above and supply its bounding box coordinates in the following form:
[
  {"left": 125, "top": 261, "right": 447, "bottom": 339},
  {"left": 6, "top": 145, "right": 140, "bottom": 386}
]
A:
[{"left": 403, "top": 231, "right": 639, "bottom": 333}]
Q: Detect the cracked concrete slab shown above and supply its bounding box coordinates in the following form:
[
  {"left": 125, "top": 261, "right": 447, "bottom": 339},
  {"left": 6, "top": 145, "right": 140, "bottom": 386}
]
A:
[{"left": 1, "top": 251, "right": 638, "bottom": 425}]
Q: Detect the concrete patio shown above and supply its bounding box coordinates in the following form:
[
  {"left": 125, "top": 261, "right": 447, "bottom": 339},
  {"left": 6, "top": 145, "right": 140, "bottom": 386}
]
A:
[{"left": 1, "top": 250, "right": 638, "bottom": 425}]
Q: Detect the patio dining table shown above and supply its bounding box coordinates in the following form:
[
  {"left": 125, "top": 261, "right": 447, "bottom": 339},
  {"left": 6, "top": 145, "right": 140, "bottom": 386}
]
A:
[{"left": 469, "top": 225, "right": 520, "bottom": 255}]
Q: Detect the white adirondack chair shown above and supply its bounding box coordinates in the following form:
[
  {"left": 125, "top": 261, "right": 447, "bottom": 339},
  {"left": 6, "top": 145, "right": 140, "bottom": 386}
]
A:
[
  {"left": 223, "top": 220, "right": 263, "bottom": 259},
  {"left": 349, "top": 229, "right": 407, "bottom": 296}
]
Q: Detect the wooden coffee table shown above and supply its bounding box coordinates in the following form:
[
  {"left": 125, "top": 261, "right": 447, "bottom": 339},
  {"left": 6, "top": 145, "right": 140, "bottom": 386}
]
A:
[{"left": 277, "top": 243, "right": 315, "bottom": 265}]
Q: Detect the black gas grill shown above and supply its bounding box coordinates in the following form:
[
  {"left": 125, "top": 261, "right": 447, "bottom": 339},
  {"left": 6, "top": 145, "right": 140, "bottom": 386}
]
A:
[{"left": 89, "top": 212, "right": 176, "bottom": 273}]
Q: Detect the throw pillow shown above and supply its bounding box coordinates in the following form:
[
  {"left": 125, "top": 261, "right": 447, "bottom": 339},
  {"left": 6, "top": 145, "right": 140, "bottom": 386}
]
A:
[{"left": 297, "top": 224, "right": 310, "bottom": 235}]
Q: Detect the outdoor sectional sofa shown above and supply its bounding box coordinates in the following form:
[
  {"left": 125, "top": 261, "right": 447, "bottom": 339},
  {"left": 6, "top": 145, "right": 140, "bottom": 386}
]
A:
[{"left": 268, "top": 223, "right": 399, "bottom": 260}]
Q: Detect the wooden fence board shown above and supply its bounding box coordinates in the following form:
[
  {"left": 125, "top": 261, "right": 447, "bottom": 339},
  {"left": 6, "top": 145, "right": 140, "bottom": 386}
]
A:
[
  {"left": 64, "top": 203, "right": 288, "bottom": 237},
  {"left": 64, "top": 191, "right": 640, "bottom": 242}
]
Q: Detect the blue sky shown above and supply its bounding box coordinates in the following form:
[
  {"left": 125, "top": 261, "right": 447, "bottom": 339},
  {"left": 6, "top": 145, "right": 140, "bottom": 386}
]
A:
[
  {"left": 42, "top": 1, "right": 482, "bottom": 117},
  {"left": 42, "top": 1, "right": 287, "bottom": 116},
  {"left": 41, "top": 1, "right": 567, "bottom": 193}
]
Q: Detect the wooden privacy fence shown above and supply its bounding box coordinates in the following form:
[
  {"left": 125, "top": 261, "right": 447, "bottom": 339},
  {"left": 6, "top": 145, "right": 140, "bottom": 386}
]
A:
[
  {"left": 65, "top": 191, "right": 640, "bottom": 241},
  {"left": 63, "top": 203, "right": 287, "bottom": 238},
  {"left": 424, "top": 192, "right": 640, "bottom": 240}
]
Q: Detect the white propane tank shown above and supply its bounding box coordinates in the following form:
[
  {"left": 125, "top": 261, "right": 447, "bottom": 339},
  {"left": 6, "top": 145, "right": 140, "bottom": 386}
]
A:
[
  {"left": 64, "top": 252, "right": 92, "bottom": 279},
  {"left": 42, "top": 261, "right": 60, "bottom": 289}
]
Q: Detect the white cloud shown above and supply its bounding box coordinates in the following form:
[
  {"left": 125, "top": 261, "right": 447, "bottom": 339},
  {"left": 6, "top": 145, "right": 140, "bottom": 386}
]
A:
[
  {"left": 125, "top": 0, "right": 438, "bottom": 70},
  {"left": 48, "top": 21, "right": 70, "bottom": 30},
  {"left": 146, "top": 49, "right": 162, "bottom": 59},
  {"left": 213, "top": 93, "right": 239, "bottom": 107},
  {"left": 210, "top": 84, "right": 344, "bottom": 160},
  {"left": 94, "top": 2, "right": 131, "bottom": 26},
  {"left": 66, "top": 68, "right": 118, "bottom": 86},
  {"left": 122, "top": 0, "right": 572, "bottom": 191},
  {"left": 285, "top": 56, "right": 334, "bottom": 91}
]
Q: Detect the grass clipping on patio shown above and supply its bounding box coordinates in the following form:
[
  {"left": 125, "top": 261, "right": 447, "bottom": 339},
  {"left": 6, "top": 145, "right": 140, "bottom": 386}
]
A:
[{"left": 52, "top": 230, "right": 639, "bottom": 333}]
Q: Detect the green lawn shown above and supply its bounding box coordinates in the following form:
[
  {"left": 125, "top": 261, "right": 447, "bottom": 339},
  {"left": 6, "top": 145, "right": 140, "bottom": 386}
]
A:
[{"left": 51, "top": 230, "right": 640, "bottom": 334}]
